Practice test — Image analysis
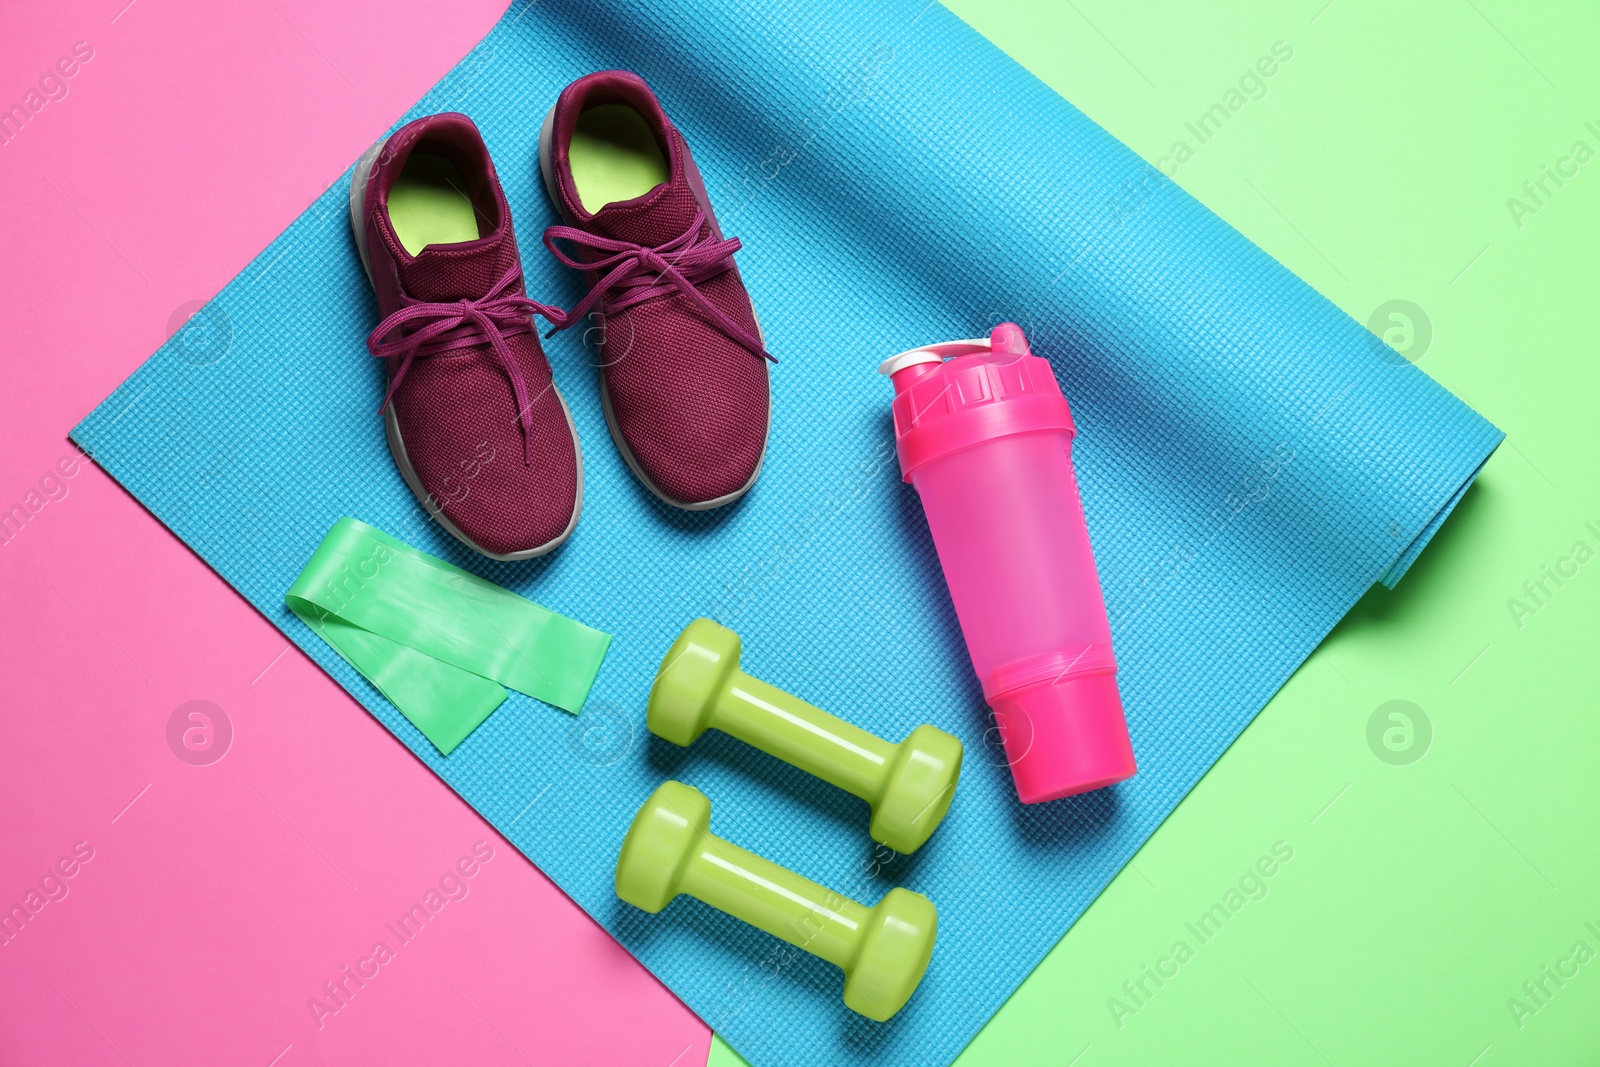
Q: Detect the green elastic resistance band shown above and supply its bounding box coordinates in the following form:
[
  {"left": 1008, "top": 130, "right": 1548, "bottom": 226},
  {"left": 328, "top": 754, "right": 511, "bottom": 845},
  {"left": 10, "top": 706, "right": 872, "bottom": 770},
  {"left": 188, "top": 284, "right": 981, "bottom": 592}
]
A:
[{"left": 286, "top": 517, "right": 612, "bottom": 754}]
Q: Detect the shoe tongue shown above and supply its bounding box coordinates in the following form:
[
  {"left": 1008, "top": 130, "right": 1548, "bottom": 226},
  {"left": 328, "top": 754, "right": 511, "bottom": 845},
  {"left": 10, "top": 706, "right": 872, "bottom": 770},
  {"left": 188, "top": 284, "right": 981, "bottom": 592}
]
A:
[
  {"left": 395, "top": 225, "right": 522, "bottom": 303},
  {"left": 588, "top": 174, "right": 701, "bottom": 248}
]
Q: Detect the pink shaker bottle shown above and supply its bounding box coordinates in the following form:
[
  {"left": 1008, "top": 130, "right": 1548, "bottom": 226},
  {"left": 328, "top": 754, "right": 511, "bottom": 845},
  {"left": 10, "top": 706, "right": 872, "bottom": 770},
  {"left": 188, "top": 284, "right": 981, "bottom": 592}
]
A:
[{"left": 880, "top": 322, "right": 1135, "bottom": 803}]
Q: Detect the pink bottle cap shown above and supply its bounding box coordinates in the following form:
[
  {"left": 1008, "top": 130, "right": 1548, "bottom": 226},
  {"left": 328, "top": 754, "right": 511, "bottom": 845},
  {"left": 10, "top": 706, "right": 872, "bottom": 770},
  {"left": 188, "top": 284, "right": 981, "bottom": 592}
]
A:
[
  {"left": 879, "top": 324, "right": 1076, "bottom": 483},
  {"left": 989, "top": 672, "right": 1136, "bottom": 803}
]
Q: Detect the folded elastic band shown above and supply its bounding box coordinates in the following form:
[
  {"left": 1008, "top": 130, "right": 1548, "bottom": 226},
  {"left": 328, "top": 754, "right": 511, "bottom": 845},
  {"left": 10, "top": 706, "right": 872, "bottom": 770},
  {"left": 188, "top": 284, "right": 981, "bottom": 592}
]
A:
[{"left": 286, "top": 517, "right": 611, "bottom": 753}]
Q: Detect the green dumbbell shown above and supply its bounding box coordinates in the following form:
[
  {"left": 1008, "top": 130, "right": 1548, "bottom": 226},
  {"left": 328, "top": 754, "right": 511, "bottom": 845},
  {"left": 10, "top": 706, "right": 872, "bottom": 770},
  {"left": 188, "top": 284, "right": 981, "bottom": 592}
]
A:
[
  {"left": 648, "top": 618, "right": 962, "bottom": 854},
  {"left": 616, "top": 780, "right": 937, "bottom": 1022}
]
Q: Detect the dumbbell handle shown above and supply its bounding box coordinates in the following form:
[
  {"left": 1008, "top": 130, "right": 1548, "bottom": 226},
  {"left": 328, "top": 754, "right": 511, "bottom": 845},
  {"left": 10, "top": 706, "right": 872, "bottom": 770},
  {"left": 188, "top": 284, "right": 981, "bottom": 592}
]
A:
[
  {"left": 683, "top": 826, "right": 868, "bottom": 971},
  {"left": 713, "top": 672, "right": 896, "bottom": 804}
]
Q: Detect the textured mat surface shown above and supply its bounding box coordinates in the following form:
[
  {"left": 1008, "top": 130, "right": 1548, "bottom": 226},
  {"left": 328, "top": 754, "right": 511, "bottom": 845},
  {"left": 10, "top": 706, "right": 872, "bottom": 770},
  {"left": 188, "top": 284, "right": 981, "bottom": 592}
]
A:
[{"left": 72, "top": 1, "right": 1502, "bottom": 1064}]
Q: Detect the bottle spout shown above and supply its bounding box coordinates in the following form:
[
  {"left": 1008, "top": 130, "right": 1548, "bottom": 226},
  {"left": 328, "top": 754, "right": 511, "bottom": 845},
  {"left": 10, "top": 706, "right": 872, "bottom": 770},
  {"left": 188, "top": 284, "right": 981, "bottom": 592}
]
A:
[
  {"left": 879, "top": 349, "right": 944, "bottom": 392},
  {"left": 988, "top": 322, "right": 1032, "bottom": 358}
]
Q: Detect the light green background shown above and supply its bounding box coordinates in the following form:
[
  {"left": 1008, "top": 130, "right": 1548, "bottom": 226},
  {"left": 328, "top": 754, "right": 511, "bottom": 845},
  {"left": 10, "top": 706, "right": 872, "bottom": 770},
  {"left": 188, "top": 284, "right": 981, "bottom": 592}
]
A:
[{"left": 713, "top": 1, "right": 1600, "bottom": 1063}]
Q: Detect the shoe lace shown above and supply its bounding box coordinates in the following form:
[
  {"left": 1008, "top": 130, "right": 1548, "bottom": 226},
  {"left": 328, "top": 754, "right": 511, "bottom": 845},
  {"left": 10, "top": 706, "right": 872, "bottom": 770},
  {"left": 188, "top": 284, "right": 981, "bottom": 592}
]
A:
[
  {"left": 366, "top": 264, "right": 562, "bottom": 464},
  {"left": 540, "top": 209, "right": 775, "bottom": 362}
]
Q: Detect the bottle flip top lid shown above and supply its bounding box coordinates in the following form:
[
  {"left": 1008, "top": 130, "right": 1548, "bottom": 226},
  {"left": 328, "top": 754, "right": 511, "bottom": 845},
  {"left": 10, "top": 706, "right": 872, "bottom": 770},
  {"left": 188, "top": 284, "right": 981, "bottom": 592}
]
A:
[{"left": 879, "top": 323, "right": 1075, "bottom": 479}]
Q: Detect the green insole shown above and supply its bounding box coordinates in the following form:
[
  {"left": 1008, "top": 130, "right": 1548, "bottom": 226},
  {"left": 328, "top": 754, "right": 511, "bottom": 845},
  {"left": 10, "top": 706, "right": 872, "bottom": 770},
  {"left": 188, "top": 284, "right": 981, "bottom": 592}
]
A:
[
  {"left": 568, "top": 104, "right": 670, "bottom": 213},
  {"left": 387, "top": 152, "right": 480, "bottom": 255}
]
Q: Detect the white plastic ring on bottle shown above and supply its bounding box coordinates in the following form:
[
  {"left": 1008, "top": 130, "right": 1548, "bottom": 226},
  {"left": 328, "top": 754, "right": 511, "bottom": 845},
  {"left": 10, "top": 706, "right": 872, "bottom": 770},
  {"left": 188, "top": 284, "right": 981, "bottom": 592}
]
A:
[{"left": 876, "top": 338, "right": 992, "bottom": 378}]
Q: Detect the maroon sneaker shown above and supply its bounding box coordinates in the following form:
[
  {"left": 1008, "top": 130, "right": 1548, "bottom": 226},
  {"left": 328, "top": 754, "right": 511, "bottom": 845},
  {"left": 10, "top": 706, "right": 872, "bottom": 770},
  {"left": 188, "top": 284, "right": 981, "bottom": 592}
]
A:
[
  {"left": 351, "top": 113, "right": 582, "bottom": 559},
  {"left": 538, "top": 71, "right": 773, "bottom": 511}
]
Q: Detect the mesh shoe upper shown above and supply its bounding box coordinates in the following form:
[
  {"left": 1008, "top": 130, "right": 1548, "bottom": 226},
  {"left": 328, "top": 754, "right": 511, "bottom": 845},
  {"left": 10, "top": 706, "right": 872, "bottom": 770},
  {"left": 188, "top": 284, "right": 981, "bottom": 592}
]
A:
[
  {"left": 360, "top": 113, "right": 579, "bottom": 557},
  {"left": 543, "top": 72, "right": 770, "bottom": 508}
]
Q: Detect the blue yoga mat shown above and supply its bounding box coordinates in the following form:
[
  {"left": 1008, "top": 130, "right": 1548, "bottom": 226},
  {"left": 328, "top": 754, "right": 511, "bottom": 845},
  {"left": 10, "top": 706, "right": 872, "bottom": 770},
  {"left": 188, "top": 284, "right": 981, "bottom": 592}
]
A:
[{"left": 73, "top": 2, "right": 1502, "bottom": 1064}]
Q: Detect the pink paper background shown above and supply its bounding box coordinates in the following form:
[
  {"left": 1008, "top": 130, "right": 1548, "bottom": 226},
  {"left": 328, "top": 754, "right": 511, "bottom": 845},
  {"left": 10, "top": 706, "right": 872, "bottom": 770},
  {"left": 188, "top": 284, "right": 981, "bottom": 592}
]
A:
[{"left": 0, "top": 1, "right": 710, "bottom": 1063}]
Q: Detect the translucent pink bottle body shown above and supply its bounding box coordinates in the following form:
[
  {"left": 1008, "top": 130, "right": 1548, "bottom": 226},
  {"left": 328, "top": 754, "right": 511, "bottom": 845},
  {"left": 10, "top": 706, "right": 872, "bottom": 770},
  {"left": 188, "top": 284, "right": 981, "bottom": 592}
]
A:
[{"left": 883, "top": 323, "right": 1135, "bottom": 803}]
